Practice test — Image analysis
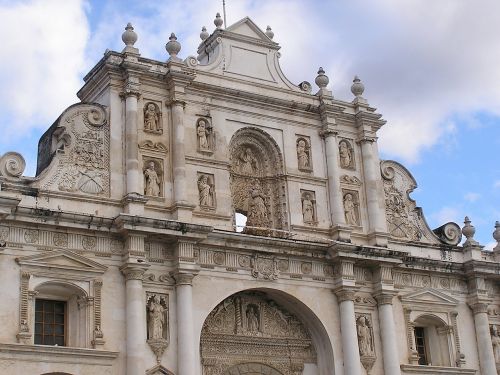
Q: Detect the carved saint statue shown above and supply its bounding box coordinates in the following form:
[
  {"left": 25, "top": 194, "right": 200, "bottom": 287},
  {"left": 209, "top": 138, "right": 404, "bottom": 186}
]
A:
[
  {"left": 246, "top": 305, "right": 260, "bottom": 333},
  {"left": 144, "top": 103, "right": 160, "bottom": 132},
  {"left": 339, "top": 140, "right": 353, "bottom": 168},
  {"left": 197, "top": 119, "right": 210, "bottom": 150},
  {"left": 198, "top": 174, "right": 214, "bottom": 207},
  {"left": 237, "top": 148, "right": 258, "bottom": 175},
  {"left": 148, "top": 295, "right": 166, "bottom": 340},
  {"left": 302, "top": 193, "right": 315, "bottom": 223},
  {"left": 357, "top": 316, "right": 374, "bottom": 356},
  {"left": 491, "top": 325, "right": 500, "bottom": 363},
  {"left": 144, "top": 161, "right": 161, "bottom": 197},
  {"left": 246, "top": 188, "right": 268, "bottom": 228},
  {"left": 297, "top": 139, "right": 310, "bottom": 170},
  {"left": 344, "top": 193, "right": 358, "bottom": 226}
]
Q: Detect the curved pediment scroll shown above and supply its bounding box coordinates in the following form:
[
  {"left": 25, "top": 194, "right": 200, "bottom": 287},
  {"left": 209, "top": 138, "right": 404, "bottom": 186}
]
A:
[
  {"left": 201, "top": 291, "right": 316, "bottom": 375},
  {"left": 380, "top": 160, "right": 461, "bottom": 245}
]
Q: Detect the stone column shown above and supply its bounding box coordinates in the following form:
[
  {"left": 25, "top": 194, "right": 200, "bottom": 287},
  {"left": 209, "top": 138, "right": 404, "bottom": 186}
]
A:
[
  {"left": 375, "top": 293, "right": 401, "bottom": 375},
  {"left": 171, "top": 100, "right": 187, "bottom": 203},
  {"left": 471, "top": 302, "right": 497, "bottom": 375},
  {"left": 120, "top": 263, "right": 149, "bottom": 375},
  {"left": 124, "top": 91, "right": 141, "bottom": 196},
  {"left": 336, "top": 289, "right": 362, "bottom": 375},
  {"left": 174, "top": 272, "right": 197, "bottom": 375},
  {"left": 359, "top": 138, "right": 388, "bottom": 246}
]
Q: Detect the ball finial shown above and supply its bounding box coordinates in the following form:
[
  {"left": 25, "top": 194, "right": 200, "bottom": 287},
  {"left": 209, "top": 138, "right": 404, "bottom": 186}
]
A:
[
  {"left": 315, "top": 67, "right": 329, "bottom": 89},
  {"left": 351, "top": 75, "right": 365, "bottom": 97},
  {"left": 200, "top": 26, "right": 209, "bottom": 41},
  {"left": 462, "top": 216, "right": 479, "bottom": 247},
  {"left": 214, "top": 13, "right": 223, "bottom": 29},
  {"left": 165, "top": 33, "right": 181, "bottom": 60},
  {"left": 265, "top": 26, "right": 274, "bottom": 40},
  {"left": 122, "top": 22, "right": 138, "bottom": 47}
]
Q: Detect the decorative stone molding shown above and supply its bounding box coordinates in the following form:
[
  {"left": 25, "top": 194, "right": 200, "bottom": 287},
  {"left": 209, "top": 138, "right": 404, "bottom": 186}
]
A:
[
  {"left": 139, "top": 140, "right": 168, "bottom": 153},
  {"left": 92, "top": 278, "right": 105, "bottom": 348},
  {"left": 17, "top": 271, "right": 32, "bottom": 344},
  {"left": 125, "top": 234, "right": 146, "bottom": 257},
  {"left": 374, "top": 292, "right": 395, "bottom": 306}
]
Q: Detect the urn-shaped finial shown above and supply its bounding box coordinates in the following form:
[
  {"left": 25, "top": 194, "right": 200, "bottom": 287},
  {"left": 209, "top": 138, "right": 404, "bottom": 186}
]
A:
[
  {"left": 122, "top": 23, "right": 138, "bottom": 47},
  {"left": 165, "top": 33, "right": 181, "bottom": 60},
  {"left": 214, "top": 13, "right": 223, "bottom": 29},
  {"left": 265, "top": 26, "right": 274, "bottom": 40},
  {"left": 200, "top": 26, "right": 209, "bottom": 41},
  {"left": 493, "top": 221, "right": 500, "bottom": 250},
  {"left": 315, "top": 67, "right": 329, "bottom": 89},
  {"left": 351, "top": 75, "right": 365, "bottom": 97},
  {"left": 462, "top": 216, "right": 478, "bottom": 246}
]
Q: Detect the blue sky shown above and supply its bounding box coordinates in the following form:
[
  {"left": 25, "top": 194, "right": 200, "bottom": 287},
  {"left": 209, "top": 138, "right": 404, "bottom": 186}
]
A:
[{"left": 0, "top": 0, "right": 498, "bottom": 247}]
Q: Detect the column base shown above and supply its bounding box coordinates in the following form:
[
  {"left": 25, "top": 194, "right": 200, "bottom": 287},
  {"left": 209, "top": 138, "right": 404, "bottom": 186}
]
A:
[
  {"left": 330, "top": 224, "right": 352, "bottom": 242},
  {"left": 122, "top": 193, "right": 148, "bottom": 215}
]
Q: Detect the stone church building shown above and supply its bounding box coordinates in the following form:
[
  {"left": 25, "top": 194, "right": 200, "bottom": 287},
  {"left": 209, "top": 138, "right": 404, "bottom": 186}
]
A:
[{"left": 1, "top": 15, "right": 500, "bottom": 375}]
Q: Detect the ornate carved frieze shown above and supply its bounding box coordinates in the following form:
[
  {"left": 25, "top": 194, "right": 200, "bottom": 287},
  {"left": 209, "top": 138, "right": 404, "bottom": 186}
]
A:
[
  {"left": 201, "top": 291, "right": 316, "bottom": 375},
  {"left": 146, "top": 293, "right": 169, "bottom": 363},
  {"left": 394, "top": 272, "right": 468, "bottom": 293}
]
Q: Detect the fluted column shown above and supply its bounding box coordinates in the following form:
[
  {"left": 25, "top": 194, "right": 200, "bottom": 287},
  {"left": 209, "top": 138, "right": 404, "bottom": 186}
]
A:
[
  {"left": 120, "top": 263, "right": 149, "bottom": 375},
  {"left": 471, "top": 302, "right": 497, "bottom": 375},
  {"left": 124, "top": 91, "right": 141, "bottom": 196},
  {"left": 174, "top": 272, "right": 197, "bottom": 375},
  {"left": 359, "top": 138, "right": 388, "bottom": 246},
  {"left": 375, "top": 293, "right": 401, "bottom": 375},
  {"left": 336, "top": 288, "right": 362, "bottom": 375}
]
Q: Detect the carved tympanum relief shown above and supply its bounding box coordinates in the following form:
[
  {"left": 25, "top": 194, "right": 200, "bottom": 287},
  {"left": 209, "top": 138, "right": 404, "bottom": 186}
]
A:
[
  {"left": 200, "top": 291, "right": 316, "bottom": 375},
  {"left": 300, "top": 190, "right": 317, "bottom": 224},
  {"left": 144, "top": 102, "right": 162, "bottom": 134},
  {"left": 37, "top": 104, "right": 110, "bottom": 196},
  {"left": 197, "top": 118, "right": 214, "bottom": 153},
  {"left": 229, "top": 127, "right": 288, "bottom": 237},
  {"left": 296, "top": 136, "right": 312, "bottom": 172},
  {"left": 146, "top": 293, "right": 169, "bottom": 363},
  {"left": 197, "top": 173, "right": 215, "bottom": 208},
  {"left": 143, "top": 159, "right": 163, "bottom": 197},
  {"left": 339, "top": 139, "right": 355, "bottom": 169},
  {"left": 343, "top": 190, "right": 360, "bottom": 226}
]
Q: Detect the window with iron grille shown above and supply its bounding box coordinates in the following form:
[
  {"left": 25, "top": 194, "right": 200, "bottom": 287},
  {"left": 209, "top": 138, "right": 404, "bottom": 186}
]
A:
[
  {"left": 414, "top": 326, "right": 428, "bottom": 365},
  {"left": 34, "top": 299, "right": 66, "bottom": 346}
]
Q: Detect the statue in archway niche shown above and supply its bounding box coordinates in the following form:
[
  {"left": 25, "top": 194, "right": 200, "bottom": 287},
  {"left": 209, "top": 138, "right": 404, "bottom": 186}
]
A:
[
  {"left": 146, "top": 293, "right": 169, "bottom": 363},
  {"left": 236, "top": 148, "right": 258, "bottom": 175},
  {"left": 491, "top": 325, "right": 500, "bottom": 363},
  {"left": 301, "top": 191, "right": 316, "bottom": 224},
  {"left": 144, "top": 102, "right": 162, "bottom": 133},
  {"left": 296, "top": 137, "right": 312, "bottom": 171},
  {"left": 246, "top": 304, "right": 260, "bottom": 333},
  {"left": 344, "top": 192, "right": 359, "bottom": 226},
  {"left": 144, "top": 160, "right": 162, "bottom": 197},
  {"left": 245, "top": 188, "right": 268, "bottom": 231},
  {"left": 357, "top": 315, "right": 375, "bottom": 356},
  {"left": 339, "top": 139, "right": 354, "bottom": 169},
  {"left": 196, "top": 118, "right": 214, "bottom": 153},
  {"left": 148, "top": 295, "right": 166, "bottom": 339}
]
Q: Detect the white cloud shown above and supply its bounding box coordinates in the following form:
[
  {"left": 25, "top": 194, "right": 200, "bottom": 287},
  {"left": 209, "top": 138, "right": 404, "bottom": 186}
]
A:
[
  {"left": 484, "top": 241, "right": 497, "bottom": 251},
  {"left": 0, "top": 0, "right": 89, "bottom": 141},
  {"left": 464, "top": 192, "right": 480, "bottom": 203},
  {"left": 494, "top": 180, "right": 500, "bottom": 189}
]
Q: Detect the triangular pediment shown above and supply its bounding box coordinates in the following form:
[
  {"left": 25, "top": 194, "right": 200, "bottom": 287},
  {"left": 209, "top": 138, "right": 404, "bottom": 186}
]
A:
[
  {"left": 16, "top": 249, "right": 107, "bottom": 275},
  {"left": 225, "top": 17, "right": 275, "bottom": 43},
  {"left": 400, "top": 288, "right": 458, "bottom": 308},
  {"left": 146, "top": 365, "right": 174, "bottom": 375}
]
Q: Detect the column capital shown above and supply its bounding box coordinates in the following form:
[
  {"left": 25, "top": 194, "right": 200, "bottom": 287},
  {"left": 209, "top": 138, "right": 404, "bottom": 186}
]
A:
[
  {"left": 172, "top": 272, "right": 197, "bottom": 286},
  {"left": 356, "top": 136, "right": 377, "bottom": 144},
  {"left": 165, "top": 99, "right": 187, "bottom": 108},
  {"left": 469, "top": 302, "right": 489, "bottom": 315},
  {"left": 319, "top": 126, "right": 338, "bottom": 139},
  {"left": 120, "top": 262, "right": 150, "bottom": 281},
  {"left": 374, "top": 292, "right": 397, "bottom": 306},
  {"left": 120, "top": 89, "right": 141, "bottom": 99},
  {"left": 334, "top": 287, "right": 357, "bottom": 303}
]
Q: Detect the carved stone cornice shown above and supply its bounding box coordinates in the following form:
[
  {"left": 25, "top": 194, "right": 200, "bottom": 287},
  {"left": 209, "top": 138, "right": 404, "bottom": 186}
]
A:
[{"left": 120, "top": 263, "right": 150, "bottom": 281}]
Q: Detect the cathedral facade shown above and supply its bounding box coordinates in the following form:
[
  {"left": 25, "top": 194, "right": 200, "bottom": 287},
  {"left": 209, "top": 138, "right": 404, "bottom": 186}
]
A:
[{"left": 0, "top": 15, "right": 499, "bottom": 375}]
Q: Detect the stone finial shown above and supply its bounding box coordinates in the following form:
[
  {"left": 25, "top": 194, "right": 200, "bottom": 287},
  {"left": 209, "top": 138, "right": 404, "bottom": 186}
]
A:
[
  {"left": 462, "top": 216, "right": 479, "bottom": 247},
  {"left": 493, "top": 221, "right": 500, "bottom": 251},
  {"left": 200, "top": 26, "right": 209, "bottom": 41},
  {"left": 214, "top": 13, "right": 223, "bottom": 29},
  {"left": 351, "top": 75, "right": 365, "bottom": 97},
  {"left": 122, "top": 23, "right": 139, "bottom": 54},
  {"left": 165, "top": 33, "right": 181, "bottom": 61},
  {"left": 265, "top": 26, "right": 274, "bottom": 40},
  {"left": 315, "top": 67, "right": 329, "bottom": 89}
]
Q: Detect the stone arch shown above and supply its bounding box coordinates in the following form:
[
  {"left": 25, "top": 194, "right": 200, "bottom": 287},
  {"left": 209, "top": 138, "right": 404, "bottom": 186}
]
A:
[
  {"left": 224, "top": 363, "right": 283, "bottom": 375},
  {"left": 228, "top": 127, "right": 288, "bottom": 236},
  {"left": 200, "top": 288, "right": 334, "bottom": 375}
]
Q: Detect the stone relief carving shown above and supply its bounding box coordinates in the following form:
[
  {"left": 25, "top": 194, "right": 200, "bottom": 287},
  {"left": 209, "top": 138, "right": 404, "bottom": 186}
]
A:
[
  {"left": 139, "top": 140, "right": 168, "bottom": 153},
  {"left": 197, "top": 173, "right": 215, "bottom": 209},
  {"left": 229, "top": 127, "right": 288, "bottom": 237},
  {"left": 491, "top": 325, "right": 500, "bottom": 364},
  {"left": 38, "top": 104, "right": 110, "bottom": 196},
  {"left": 144, "top": 159, "right": 163, "bottom": 197},
  {"left": 144, "top": 102, "right": 162, "bottom": 134},
  {"left": 200, "top": 291, "right": 316, "bottom": 375},
  {"left": 343, "top": 190, "right": 360, "bottom": 226},
  {"left": 24, "top": 229, "right": 39, "bottom": 244},
  {"left": 340, "top": 174, "right": 362, "bottom": 186},
  {"left": 301, "top": 190, "right": 317, "bottom": 224},
  {"left": 197, "top": 118, "right": 214, "bottom": 153},
  {"left": 339, "top": 139, "right": 355, "bottom": 169},
  {"left": 251, "top": 254, "right": 279, "bottom": 280},
  {"left": 296, "top": 136, "right": 312, "bottom": 172},
  {"left": 146, "top": 293, "right": 169, "bottom": 364},
  {"left": 53, "top": 233, "right": 68, "bottom": 248},
  {"left": 356, "top": 313, "right": 376, "bottom": 372}
]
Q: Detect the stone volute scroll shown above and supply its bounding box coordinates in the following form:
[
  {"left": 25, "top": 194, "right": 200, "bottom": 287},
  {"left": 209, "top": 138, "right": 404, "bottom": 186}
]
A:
[
  {"left": 146, "top": 293, "right": 169, "bottom": 364},
  {"left": 143, "top": 102, "right": 162, "bottom": 134},
  {"left": 196, "top": 117, "right": 214, "bottom": 153}
]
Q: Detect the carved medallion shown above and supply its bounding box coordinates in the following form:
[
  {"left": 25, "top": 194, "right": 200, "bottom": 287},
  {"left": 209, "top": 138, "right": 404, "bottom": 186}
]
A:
[
  {"left": 251, "top": 255, "right": 279, "bottom": 280},
  {"left": 238, "top": 255, "right": 251, "bottom": 268},
  {"left": 82, "top": 236, "right": 97, "bottom": 251},
  {"left": 213, "top": 251, "right": 225, "bottom": 265},
  {"left": 53, "top": 233, "right": 68, "bottom": 248},
  {"left": 277, "top": 259, "right": 289, "bottom": 272},
  {"left": 301, "top": 262, "right": 312, "bottom": 275},
  {"left": 0, "top": 225, "right": 9, "bottom": 241},
  {"left": 24, "top": 229, "right": 39, "bottom": 244}
]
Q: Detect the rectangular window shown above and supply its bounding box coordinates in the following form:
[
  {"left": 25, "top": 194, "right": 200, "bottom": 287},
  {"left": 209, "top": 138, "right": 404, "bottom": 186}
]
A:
[
  {"left": 414, "top": 326, "right": 428, "bottom": 365},
  {"left": 34, "top": 299, "right": 66, "bottom": 346}
]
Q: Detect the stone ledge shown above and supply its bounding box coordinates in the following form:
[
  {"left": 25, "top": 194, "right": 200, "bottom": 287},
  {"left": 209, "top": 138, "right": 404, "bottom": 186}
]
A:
[
  {"left": 401, "top": 364, "right": 476, "bottom": 374},
  {"left": 0, "top": 343, "right": 118, "bottom": 365}
]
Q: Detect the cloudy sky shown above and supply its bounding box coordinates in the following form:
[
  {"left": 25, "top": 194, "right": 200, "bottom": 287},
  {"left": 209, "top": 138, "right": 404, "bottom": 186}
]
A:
[{"left": 0, "top": 0, "right": 498, "bottom": 247}]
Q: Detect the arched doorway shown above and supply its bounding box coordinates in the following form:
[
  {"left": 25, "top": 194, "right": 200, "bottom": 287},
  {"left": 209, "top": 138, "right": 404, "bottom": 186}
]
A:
[
  {"left": 229, "top": 127, "right": 288, "bottom": 237},
  {"left": 200, "top": 290, "right": 318, "bottom": 375}
]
